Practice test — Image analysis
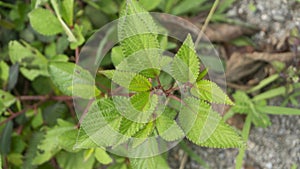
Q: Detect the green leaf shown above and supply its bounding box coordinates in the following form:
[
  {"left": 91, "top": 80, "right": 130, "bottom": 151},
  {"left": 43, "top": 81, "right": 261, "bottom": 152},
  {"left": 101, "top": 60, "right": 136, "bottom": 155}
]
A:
[
  {"left": 7, "top": 153, "right": 23, "bottom": 166},
  {"left": 61, "top": 0, "right": 74, "bottom": 26},
  {"left": 9, "top": 40, "right": 49, "bottom": 80},
  {"left": 100, "top": 70, "right": 152, "bottom": 92},
  {"left": 70, "top": 24, "right": 85, "bottom": 49},
  {"left": 171, "top": 34, "right": 200, "bottom": 83},
  {"left": 8, "top": 64, "right": 19, "bottom": 91},
  {"left": 131, "top": 122, "right": 155, "bottom": 148},
  {"left": 156, "top": 114, "right": 184, "bottom": 141},
  {"left": 58, "top": 129, "right": 80, "bottom": 152},
  {"left": 0, "top": 121, "right": 13, "bottom": 155},
  {"left": 231, "top": 91, "right": 252, "bottom": 113},
  {"left": 130, "top": 155, "right": 170, "bottom": 169},
  {"left": 80, "top": 99, "right": 123, "bottom": 147},
  {"left": 256, "top": 105, "right": 300, "bottom": 115},
  {"left": 32, "top": 119, "right": 74, "bottom": 165},
  {"left": 116, "top": 49, "right": 161, "bottom": 78},
  {"left": 94, "top": 148, "right": 112, "bottom": 165},
  {"left": 113, "top": 94, "right": 160, "bottom": 123},
  {"left": 0, "top": 61, "right": 9, "bottom": 85},
  {"left": 28, "top": 8, "right": 63, "bottom": 36},
  {"left": 191, "top": 80, "right": 234, "bottom": 105},
  {"left": 139, "top": 0, "right": 162, "bottom": 11},
  {"left": 23, "top": 132, "right": 44, "bottom": 169},
  {"left": 171, "top": 0, "right": 206, "bottom": 15},
  {"left": 232, "top": 91, "right": 271, "bottom": 128},
  {"left": 179, "top": 97, "right": 244, "bottom": 148},
  {"left": 48, "top": 62, "right": 99, "bottom": 98},
  {"left": 74, "top": 128, "right": 98, "bottom": 149},
  {"left": 111, "top": 46, "right": 125, "bottom": 67},
  {"left": 0, "top": 90, "right": 16, "bottom": 115},
  {"left": 56, "top": 151, "right": 94, "bottom": 169},
  {"left": 247, "top": 74, "right": 280, "bottom": 93},
  {"left": 119, "top": 0, "right": 160, "bottom": 65}
]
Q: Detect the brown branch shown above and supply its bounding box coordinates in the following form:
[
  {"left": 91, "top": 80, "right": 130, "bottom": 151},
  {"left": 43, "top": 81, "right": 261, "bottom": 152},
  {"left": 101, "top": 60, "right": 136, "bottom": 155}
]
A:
[
  {"left": 0, "top": 99, "right": 46, "bottom": 126},
  {"left": 18, "top": 95, "right": 73, "bottom": 101}
]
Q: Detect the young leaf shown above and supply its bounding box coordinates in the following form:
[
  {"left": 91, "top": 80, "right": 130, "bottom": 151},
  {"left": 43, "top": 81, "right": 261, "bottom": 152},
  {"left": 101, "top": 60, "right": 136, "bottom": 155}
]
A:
[
  {"left": 111, "top": 46, "right": 125, "bottom": 67},
  {"left": 179, "top": 97, "right": 244, "bottom": 148},
  {"left": 171, "top": 34, "right": 200, "bottom": 83},
  {"left": 113, "top": 94, "right": 160, "bottom": 123},
  {"left": 100, "top": 70, "right": 152, "bottom": 92},
  {"left": 130, "top": 155, "right": 170, "bottom": 169},
  {"left": 28, "top": 8, "right": 63, "bottom": 35},
  {"left": 0, "top": 61, "right": 9, "bottom": 85},
  {"left": 9, "top": 40, "right": 49, "bottom": 80},
  {"left": 94, "top": 148, "right": 112, "bottom": 165},
  {"left": 118, "top": 0, "right": 161, "bottom": 78},
  {"left": 61, "top": 0, "right": 74, "bottom": 26},
  {"left": 156, "top": 114, "right": 184, "bottom": 141},
  {"left": 0, "top": 90, "right": 16, "bottom": 115},
  {"left": 191, "top": 80, "right": 234, "bottom": 105},
  {"left": 48, "top": 62, "right": 99, "bottom": 98}
]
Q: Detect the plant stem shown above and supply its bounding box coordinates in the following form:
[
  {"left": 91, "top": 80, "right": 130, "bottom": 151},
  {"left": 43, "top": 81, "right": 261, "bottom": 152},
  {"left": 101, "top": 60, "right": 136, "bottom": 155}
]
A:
[
  {"left": 18, "top": 95, "right": 73, "bottom": 101},
  {"left": 235, "top": 114, "right": 252, "bottom": 169},
  {"left": 195, "top": 0, "right": 220, "bottom": 46},
  {"left": 0, "top": 99, "right": 46, "bottom": 126}
]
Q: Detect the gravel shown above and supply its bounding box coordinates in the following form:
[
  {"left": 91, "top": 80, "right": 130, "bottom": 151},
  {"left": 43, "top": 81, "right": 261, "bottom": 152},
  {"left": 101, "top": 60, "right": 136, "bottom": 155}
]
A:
[
  {"left": 227, "top": 0, "right": 300, "bottom": 51},
  {"left": 168, "top": 0, "right": 300, "bottom": 168}
]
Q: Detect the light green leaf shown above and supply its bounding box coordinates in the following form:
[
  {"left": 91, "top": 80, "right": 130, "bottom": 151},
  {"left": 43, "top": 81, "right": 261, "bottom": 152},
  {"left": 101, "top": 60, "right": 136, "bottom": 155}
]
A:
[
  {"left": 80, "top": 99, "right": 123, "bottom": 147},
  {"left": 0, "top": 90, "right": 16, "bottom": 115},
  {"left": 94, "top": 148, "right": 113, "bottom": 165},
  {"left": 131, "top": 122, "right": 155, "bottom": 148},
  {"left": 179, "top": 97, "right": 244, "bottom": 148},
  {"left": 100, "top": 70, "right": 152, "bottom": 92},
  {"left": 113, "top": 94, "right": 160, "bottom": 123},
  {"left": 247, "top": 74, "right": 279, "bottom": 93},
  {"left": 191, "top": 80, "right": 234, "bottom": 105},
  {"left": 32, "top": 119, "right": 74, "bottom": 165},
  {"left": 171, "top": 0, "right": 206, "bottom": 15},
  {"left": 56, "top": 151, "right": 94, "bottom": 169},
  {"left": 130, "top": 155, "right": 170, "bottom": 169},
  {"left": 118, "top": 1, "right": 160, "bottom": 75},
  {"left": 70, "top": 24, "right": 85, "bottom": 49},
  {"left": 111, "top": 46, "right": 125, "bottom": 67},
  {"left": 28, "top": 8, "right": 63, "bottom": 35},
  {"left": 7, "top": 153, "right": 23, "bottom": 166},
  {"left": 140, "top": 0, "right": 162, "bottom": 11},
  {"left": 74, "top": 128, "right": 98, "bottom": 149},
  {"left": 256, "top": 105, "right": 300, "bottom": 115},
  {"left": 156, "top": 114, "right": 184, "bottom": 141},
  {"left": 0, "top": 61, "right": 9, "bottom": 84},
  {"left": 171, "top": 34, "right": 200, "bottom": 83},
  {"left": 61, "top": 0, "right": 74, "bottom": 26},
  {"left": 48, "top": 62, "right": 99, "bottom": 98},
  {"left": 9, "top": 40, "right": 49, "bottom": 80}
]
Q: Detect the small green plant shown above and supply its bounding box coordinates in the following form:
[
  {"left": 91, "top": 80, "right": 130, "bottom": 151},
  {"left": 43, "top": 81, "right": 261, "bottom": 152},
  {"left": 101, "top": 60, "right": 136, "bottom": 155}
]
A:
[{"left": 226, "top": 79, "right": 300, "bottom": 168}]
